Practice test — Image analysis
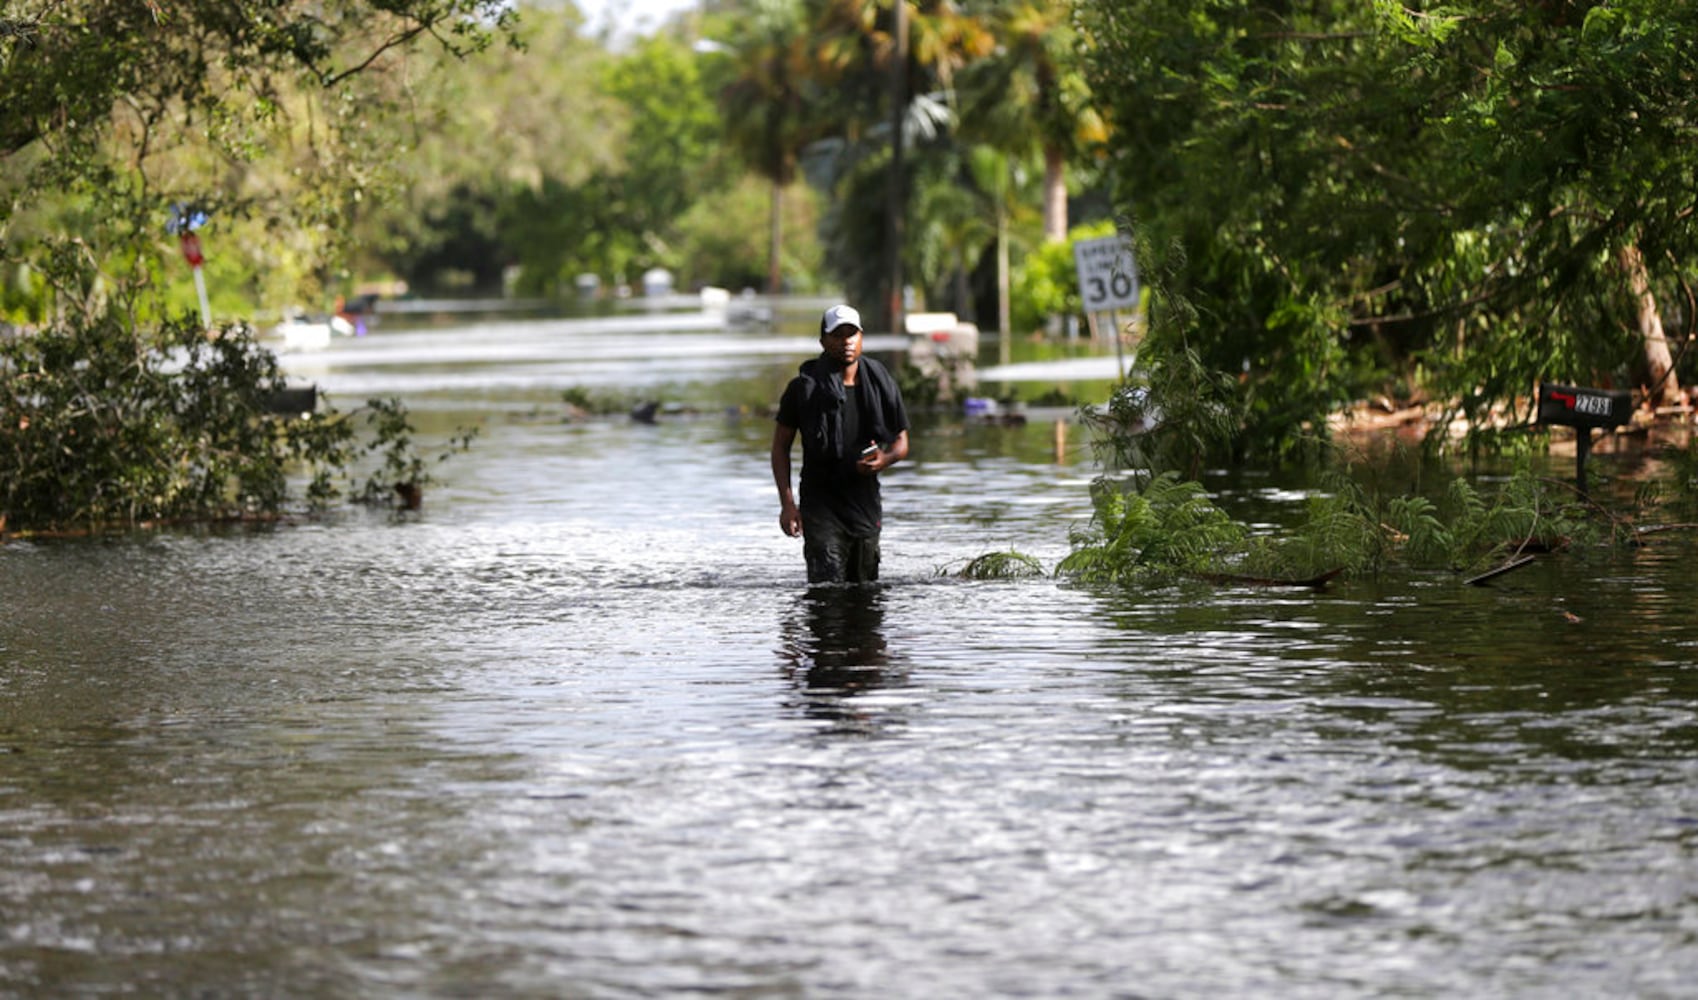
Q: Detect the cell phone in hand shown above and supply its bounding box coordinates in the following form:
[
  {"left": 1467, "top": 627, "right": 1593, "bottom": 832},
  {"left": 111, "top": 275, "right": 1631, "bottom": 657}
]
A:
[{"left": 860, "top": 443, "right": 880, "bottom": 457}]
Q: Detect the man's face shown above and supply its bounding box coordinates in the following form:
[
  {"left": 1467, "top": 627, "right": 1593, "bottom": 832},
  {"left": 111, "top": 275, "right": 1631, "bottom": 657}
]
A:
[{"left": 821, "top": 325, "right": 863, "bottom": 367}]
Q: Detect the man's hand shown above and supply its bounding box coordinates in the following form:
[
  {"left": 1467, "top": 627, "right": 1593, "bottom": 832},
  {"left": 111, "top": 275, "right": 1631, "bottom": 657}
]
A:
[
  {"left": 856, "top": 441, "right": 883, "bottom": 476},
  {"left": 772, "top": 422, "right": 802, "bottom": 536},
  {"left": 778, "top": 498, "right": 803, "bottom": 537}
]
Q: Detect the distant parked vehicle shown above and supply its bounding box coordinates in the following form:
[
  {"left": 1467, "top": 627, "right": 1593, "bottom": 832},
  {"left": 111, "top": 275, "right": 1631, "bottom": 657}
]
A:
[{"left": 272, "top": 310, "right": 356, "bottom": 351}]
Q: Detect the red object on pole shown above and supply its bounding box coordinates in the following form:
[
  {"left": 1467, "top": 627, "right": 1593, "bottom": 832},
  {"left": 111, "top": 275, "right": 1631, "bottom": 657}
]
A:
[{"left": 179, "top": 232, "right": 205, "bottom": 267}]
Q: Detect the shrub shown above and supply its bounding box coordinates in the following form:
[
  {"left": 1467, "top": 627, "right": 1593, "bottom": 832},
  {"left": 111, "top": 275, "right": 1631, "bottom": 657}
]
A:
[{"left": 0, "top": 306, "right": 467, "bottom": 534}]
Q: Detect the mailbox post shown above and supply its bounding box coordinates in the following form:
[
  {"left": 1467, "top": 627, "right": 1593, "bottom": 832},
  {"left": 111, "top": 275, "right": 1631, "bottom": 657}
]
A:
[{"left": 1536, "top": 383, "right": 1633, "bottom": 495}]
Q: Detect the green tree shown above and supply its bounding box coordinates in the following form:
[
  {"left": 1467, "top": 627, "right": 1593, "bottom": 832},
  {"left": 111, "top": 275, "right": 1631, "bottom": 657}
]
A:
[
  {"left": 2, "top": 0, "right": 514, "bottom": 295},
  {"left": 0, "top": 0, "right": 511, "bottom": 531},
  {"left": 1, "top": 0, "right": 505, "bottom": 161},
  {"left": 710, "top": 0, "right": 821, "bottom": 293},
  {"left": 959, "top": 0, "right": 1106, "bottom": 244},
  {"left": 350, "top": 2, "right": 622, "bottom": 294},
  {"left": 487, "top": 28, "right": 729, "bottom": 294},
  {"left": 909, "top": 143, "right": 1000, "bottom": 319},
  {"left": 671, "top": 173, "right": 826, "bottom": 293},
  {"left": 806, "top": 0, "right": 996, "bottom": 325},
  {"left": 1082, "top": 0, "right": 1698, "bottom": 453},
  {"left": 600, "top": 34, "right": 730, "bottom": 276}
]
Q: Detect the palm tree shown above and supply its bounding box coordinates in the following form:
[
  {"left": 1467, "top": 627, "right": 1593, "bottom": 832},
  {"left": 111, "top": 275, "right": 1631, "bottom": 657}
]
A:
[
  {"left": 810, "top": 0, "right": 994, "bottom": 329},
  {"left": 959, "top": 0, "right": 1105, "bottom": 244},
  {"left": 910, "top": 142, "right": 1028, "bottom": 314},
  {"left": 712, "top": 0, "right": 817, "bottom": 294}
]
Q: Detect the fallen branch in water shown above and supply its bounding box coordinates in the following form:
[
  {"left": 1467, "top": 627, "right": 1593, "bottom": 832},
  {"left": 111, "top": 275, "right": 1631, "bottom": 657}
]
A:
[
  {"left": 1192, "top": 567, "right": 1346, "bottom": 590},
  {"left": 1464, "top": 555, "right": 1537, "bottom": 586},
  {"left": 1635, "top": 523, "right": 1698, "bottom": 538}
]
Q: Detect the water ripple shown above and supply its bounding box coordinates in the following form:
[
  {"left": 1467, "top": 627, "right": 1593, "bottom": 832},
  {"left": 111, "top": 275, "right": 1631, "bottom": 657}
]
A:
[{"left": 7, "top": 321, "right": 1698, "bottom": 996}]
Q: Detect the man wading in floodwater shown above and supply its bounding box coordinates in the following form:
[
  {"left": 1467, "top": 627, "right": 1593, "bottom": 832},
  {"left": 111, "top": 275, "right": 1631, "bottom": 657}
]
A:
[{"left": 772, "top": 304, "right": 911, "bottom": 583}]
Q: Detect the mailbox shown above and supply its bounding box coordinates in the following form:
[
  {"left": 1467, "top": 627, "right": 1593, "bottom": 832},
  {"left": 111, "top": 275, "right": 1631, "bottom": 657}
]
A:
[
  {"left": 1537, "top": 383, "right": 1632, "bottom": 430},
  {"left": 261, "top": 385, "right": 318, "bottom": 416},
  {"left": 1536, "top": 382, "right": 1634, "bottom": 496}
]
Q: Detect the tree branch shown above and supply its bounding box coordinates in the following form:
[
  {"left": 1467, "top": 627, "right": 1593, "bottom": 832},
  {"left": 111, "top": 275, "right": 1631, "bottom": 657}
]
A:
[{"left": 317, "top": 22, "right": 433, "bottom": 88}]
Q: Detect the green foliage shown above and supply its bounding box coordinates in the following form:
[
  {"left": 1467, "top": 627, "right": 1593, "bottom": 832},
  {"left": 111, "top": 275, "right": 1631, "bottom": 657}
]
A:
[
  {"left": 3, "top": 0, "right": 519, "bottom": 316},
  {"left": 1057, "top": 473, "right": 1249, "bottom": 585},
  {"left": 0, "top": 0, "right": 509, "bottom": 162},
  {"left": 1010, "top": 237, "right": 1081, "bottom": 336},
  {"left": 957, "top": 550, "right": 1046, "bottom": 579},
  {"left": 560, "top": 386, "right": 636, "bottom": 417},
  {"left": 1237, "top": 475, "right": 1387, "bottom": 581},
  {"left": 2, "top": 312, "right": 277, "bottom": 529},
  {"left": 1061, "top": 346, "right": 1662, "bottom": 587},
  {"left": 391, "top": 23, "right": 743, "bottom": 296},
  {"left": 2, "top": 0, "right": 1120, "bottom": 326},
  {"left": 1286, "top": 466, "right": 1614, "bottom": 578},
  {"left": 0, "top": 239, "right": 470, "bottom": 534},
  {"left": 1057, "top": 458, "right": 1635, "bottom": 590},
  {"left": 1669, "top": 435, "right": 1698, "bottom": 497},
  {"left": 343, "top": 5, "right": 621, "bottom": 295},
  {"left": 705, "top": 0, "right": 822, "bottom": 293},
  {"left": 1423, "top": 470, "right": 1609, "bottom": 569},
  {"left": 669, "top": 175, "right": 825, "bottom": 293},
  {"left": 1081, "top": 0, "right": 1698, "bottom": 452},
  {"left": 1382, "top": 494, "right": 1450, "bottom": 568},
  {"left": 712, "top": 0, "right": 814, "bottom": 184},
  {"left": 0, "top": 312, "right": 453, "bottom": 534},
  {"left": 393, "top": 184, "right": 510, "bottom": 293},
  {"left": 816, "top": 148, "right": 895, "bottom": 314},
  {"left": 793, "top": 0, "right": 1073, "bottom": 323},
  {"left": 907, "top": 144, "right": 1001, "bottom": 315},
  {"left": 1082, "top": 343, "right": 1243, "bottom": 480},
  {"left": 0, "top": 0, "right": 497, "bottom": 533},
  {"left": 597, "top": 36, "right": 731, "bottom": 264},
  {"left": 1008, "top": 221, "right": 1129, "bottom": 335},
  {"left": 353, "top": 396, "right": 479, "bottom": 507}
]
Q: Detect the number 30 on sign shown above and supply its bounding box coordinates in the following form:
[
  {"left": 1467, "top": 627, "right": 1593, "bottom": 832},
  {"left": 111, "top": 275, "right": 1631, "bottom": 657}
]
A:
[{"left": 1072, "top": 234, "right": 1139, "bottom": 313}]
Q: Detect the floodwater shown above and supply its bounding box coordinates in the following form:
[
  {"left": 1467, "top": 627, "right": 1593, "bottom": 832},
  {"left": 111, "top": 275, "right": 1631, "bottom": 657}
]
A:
[{"left": 4, "top": 305, "right": 1698, "bottom": 998}]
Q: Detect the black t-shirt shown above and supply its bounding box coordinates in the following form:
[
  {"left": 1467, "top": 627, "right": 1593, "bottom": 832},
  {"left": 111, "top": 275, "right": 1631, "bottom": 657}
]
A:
[{"left": 777, "top": 360, "right": 906, "bottom": 534}]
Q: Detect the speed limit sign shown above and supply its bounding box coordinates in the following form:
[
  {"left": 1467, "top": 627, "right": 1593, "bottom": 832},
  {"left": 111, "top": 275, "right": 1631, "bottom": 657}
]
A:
[{"left": 1073, "top": 234, "right": 1139, "bottom": 313}]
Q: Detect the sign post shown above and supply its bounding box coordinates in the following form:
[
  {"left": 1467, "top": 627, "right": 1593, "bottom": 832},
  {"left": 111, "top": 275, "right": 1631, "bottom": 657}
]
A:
[
  {"left": 179, "top": 232, "right": 211, "bottom": 328},
  {"left": 1072, "top": 234, "right": 1140, "bottom": 379},
  {"left": 168, "top": 203, "right": 212, "bottom": 329}
]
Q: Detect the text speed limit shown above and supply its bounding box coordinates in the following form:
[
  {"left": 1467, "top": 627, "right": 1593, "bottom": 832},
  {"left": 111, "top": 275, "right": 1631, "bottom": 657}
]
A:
[{"left": 1073, "top": 234, "right": 1139, "bottom": 313}]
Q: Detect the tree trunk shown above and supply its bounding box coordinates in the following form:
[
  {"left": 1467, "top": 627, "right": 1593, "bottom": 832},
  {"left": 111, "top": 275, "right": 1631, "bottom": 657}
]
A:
[
  {"left": 1043, "top": 143, "right": 1067, "bottom": 243},
  {"left": 1619, "top": 243, "right": 1679, "bottom": 406},
  {"left": 997, "top": 198, "right": 1011, "bottom": 365},
  {"left": 767, "top": 178, "right": 784, "bottom": 295},
  {"left": 884, "top": 0, "right": 909, "bottom": 335},
  {"left": 953, "top": 247, "right": 970, "bottom": 318}
]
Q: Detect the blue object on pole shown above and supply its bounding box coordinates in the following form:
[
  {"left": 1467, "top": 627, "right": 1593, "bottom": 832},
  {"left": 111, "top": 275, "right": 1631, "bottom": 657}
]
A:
[{"left": 166, "top": 202, "right": 210, "bottom": 236}]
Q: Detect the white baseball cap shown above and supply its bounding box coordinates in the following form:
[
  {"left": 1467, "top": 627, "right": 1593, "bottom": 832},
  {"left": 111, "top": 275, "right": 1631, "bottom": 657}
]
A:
[{"left": 821, "top": 304, "right": 862, "bottom": 335}]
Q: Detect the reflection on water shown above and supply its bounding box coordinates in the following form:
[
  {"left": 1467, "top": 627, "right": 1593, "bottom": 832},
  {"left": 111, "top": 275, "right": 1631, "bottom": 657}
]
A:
[
  {"left": 5, "top": 311, "right": 1698, "bottom": 996},
  {"left": 779, "top": 586, "right": 906, "bottom": 732}
]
